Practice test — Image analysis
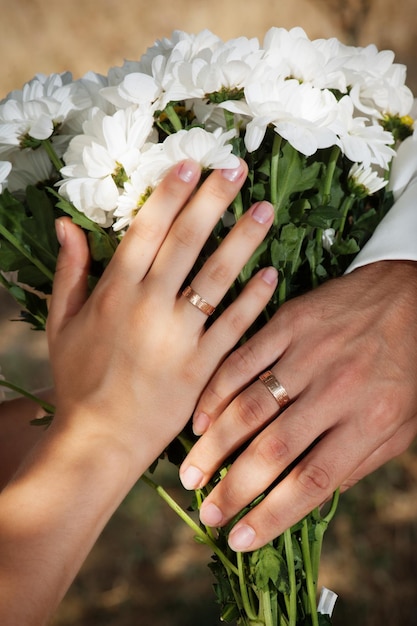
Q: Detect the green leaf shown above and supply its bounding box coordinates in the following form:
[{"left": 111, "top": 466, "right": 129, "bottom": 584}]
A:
[
  {"left": 273, "top": 142, "right": 322, "bottom": 213},
  {"left": 270, "top": 223, "right": 306, "bottom": 274},
  {"left": 306, "top": 205, "right": 341, "bottom": 229},
  {"left": 88, "top": 230, "right": 118, "bottom": 265},
  {"left": 250, "top": 544, "right": 290, "bottom": 594},
  {"left": 331, "top": 238, "right": 360, "bottom": 256},
  {"left": 25, "top": 186, "right": 59, "bottom": 254},
  {"left": 318, "top": 613, "right": 333, "bottom": 625}
]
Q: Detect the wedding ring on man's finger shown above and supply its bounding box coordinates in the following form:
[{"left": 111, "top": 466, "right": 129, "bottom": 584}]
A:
[
  {"left": 182, "top": 285, "right": 216, "bottom": 316},
  {"left": 259, "top": 370, "right": 291, "bottom": 409}
]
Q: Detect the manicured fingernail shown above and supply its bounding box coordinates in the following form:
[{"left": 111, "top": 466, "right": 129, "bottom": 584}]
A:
[
  {"left": 261, "top": 267, "right": 278, "bottom": 285},
  {"left": 200, "top": 502, "right": 224, "bottom": 526},
  {"left": 228, "top": 524, "right": 256, "bottom": 551},
  {"left": 221, "top": 164, "right": 244, "bottom": 182},
  {"left": 180, "top": 465, "right": 204, "bottom": 490},
  {"left": 177, "top": 160, "right": 200, "bottom": 183},
  {"left": 193, "top": 411, "right": 210, "bottom": 436},
  {"left": 55, "top": 218, "right": 66, "bottom": 246},
  {"left": 251, "top": 201, "right": 274, "bottom": 224}
]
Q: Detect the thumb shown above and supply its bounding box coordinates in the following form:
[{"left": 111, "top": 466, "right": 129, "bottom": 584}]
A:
[{"left": 46, "top": 217, "right": 91, "bottom": 344}]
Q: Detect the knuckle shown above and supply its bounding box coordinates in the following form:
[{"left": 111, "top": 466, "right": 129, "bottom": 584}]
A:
[
  {"left": 202, "top": 178, "right": 233, "bottom": 204},
  {"left": 203, "top": 257, "right": 232, "bottom": 285},
  {"left": 235, "top": 391, "right": 269, "bottom": 430},
  {"left": 222, "top": 309, "right": 247, "bottom": 337},
  {"left": 131, "top": 215, "right": 162, "bottom": 244},
  {"left": 202, "top": 383, "right": 228, "bottom": 410},
  {"left": 296, "top": 463, "right": 332, "bottom": 499},
  {"left": 227, "top": 344, "right": 258, "bottom": 378},
  {"left": 253, "top": 433, "right": 291, "bottom": 468},
  {"left": 172, "top": 222, "right": 200, "bottom": 249},
  {"left": 217, "top": 480, "right": 245, "bottom": 513},
  {"left": 91, "top": 283, "right": 120, "bottom": 318},
  {"left": 258, "top": 499, "right": 282, "bottom": 530}
]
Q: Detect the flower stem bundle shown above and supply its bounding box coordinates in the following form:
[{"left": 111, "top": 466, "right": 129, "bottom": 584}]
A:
[{"left": 0, "top": 26, "right": 415, "bottom": 625}]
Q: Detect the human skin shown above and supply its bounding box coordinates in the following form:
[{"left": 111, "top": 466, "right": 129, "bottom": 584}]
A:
[
  {"left": 179, "top": 259, "right": 417, "bottom": 551},
  {"left": 0, "top": 158, "right": 278, "bottom": 625}
]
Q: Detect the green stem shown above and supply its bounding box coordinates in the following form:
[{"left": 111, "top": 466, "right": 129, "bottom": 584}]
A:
[
  {"left": 310, "top": 490, "right": 340, "bottom": 584},
  {"left": 336, "top": 195, "right": 355, "bottom": 243},
  {"left": 278, "top": 274, "right": 287, "bottom": 307},
  {"left": 232, "top": 190, "right": 244, "bottom": 222},
  {"left": 322, "top": 146, "right": 341, "bottom": 204},
  {"left": 0, "top": 379, "right": 55, "bottom": 414},
  {"left": 301, "top": 518, "right": 319, "bottom": 626},
  {"left": 0, "top": 223, "right": 54, "bottom": 282},
  {"left": 260, "top": 587, "right": 275, "bottom": 626},
  {"left": 237, "top": 551, "right": 258, "bottom": 622},
  {"left": 322, "top": 488, "right": 340, "bottom": 525},
  {"left": 41, "top": 139, "right": 64, "bottom": 172},
  {"left": 283, "top": 529, "right": 297, "bottom": 626},
  {"left": 270, "top": 134, "right": 282, "bottom": 210},
  {"left": 223, "top": 109, "right": 236, "bottom": 132},
  {"left": 141, "top": 474, "right": 239, "bottom": 577},
  {"left": 164, "top": 104, "right": 184, "bottom": 132}
]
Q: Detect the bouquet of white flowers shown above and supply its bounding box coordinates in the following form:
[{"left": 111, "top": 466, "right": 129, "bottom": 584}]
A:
[{"left": 0, "top": 27, "right": 414, "bottom": 626}]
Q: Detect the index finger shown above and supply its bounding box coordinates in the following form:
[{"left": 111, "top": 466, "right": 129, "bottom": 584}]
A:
[
  {"left": 105, "top": 160, "right": 201, "bottom": 284},
  {"left": 191, "top": 315, "right": 291, "bottom": 435}
]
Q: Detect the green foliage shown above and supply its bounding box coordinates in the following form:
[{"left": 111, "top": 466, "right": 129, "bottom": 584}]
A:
[{"left": 0, "top": 118, "right": 393, "bottom": 626}]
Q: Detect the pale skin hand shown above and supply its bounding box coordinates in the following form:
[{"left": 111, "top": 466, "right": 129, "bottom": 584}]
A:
[
  {"left": 179, "top": 260, "right": 417, "bottom": 551},
  {"left": 0, "top": 159, "right": 278, "bottom": 625}
]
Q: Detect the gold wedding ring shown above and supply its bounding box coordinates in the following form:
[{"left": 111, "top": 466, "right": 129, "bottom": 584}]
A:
[
  {"left": 259, "top": 370, "right": 290, "bottom": 409},
  {"left": 182, "top": 285, "right": 216, "bottom": 316}
]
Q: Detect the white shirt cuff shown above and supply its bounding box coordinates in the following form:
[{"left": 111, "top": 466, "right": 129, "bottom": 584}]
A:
[{"left": 347, "top": 132, "right": 417, "bottom": 273}]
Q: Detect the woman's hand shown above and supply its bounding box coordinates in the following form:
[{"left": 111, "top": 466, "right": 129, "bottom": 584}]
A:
[
  {"left": 179, "top": 260, "right": 417, "bottom": 551},
  {"left": 0, "top": 159, "right": 278, "bottom": 626},
  {"left": 47, "top": 158, "right": 277, "bottom": 472}
]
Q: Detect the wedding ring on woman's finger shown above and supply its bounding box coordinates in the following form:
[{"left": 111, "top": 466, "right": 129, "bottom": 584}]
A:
[
  {"left": 259, "top": 370, "right": 291, "bottom": 409},
  {"left": 182, "top": 285, "right": 216, "bottom": 316}
]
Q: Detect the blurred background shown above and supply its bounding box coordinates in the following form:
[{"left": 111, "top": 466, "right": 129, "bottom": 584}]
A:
[{"left": 0, "top": 0, "right": 416, "bottom": 624}]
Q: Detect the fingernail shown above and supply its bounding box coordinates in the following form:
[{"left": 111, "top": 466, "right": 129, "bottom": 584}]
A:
[
  {"left": 228, "top": 524, "right": 256, "bottom": 551},
  {"left": 221, "top": 164, "right": 244, "bottom": 182},
  {"left": 55, "top": 218, "right": 66, "bottom": 246},
  {"left": 180, "top": 465, "right": 204, "bottom": 490},
  {"left": 261, "top": 267, "right": 278, "bottom": 285},
  {"left": 251, "top": 201, "right": 274, "bottom": 224},
  {"left": 193, "top": 411, "right": 210, "bottom": 436},
  {"left": 177, "top": 160, "right": 200, "bottom": 183},
  {"left": 200, "top": 502, "right": 224, "bottom": 526}
]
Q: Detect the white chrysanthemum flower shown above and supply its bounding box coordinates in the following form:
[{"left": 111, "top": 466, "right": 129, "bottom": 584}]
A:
[
  {"left": 341, "top": 44, "right": 414, "bottom": 118},
  {"left": 262, "top": 27, "right": 347, "bottom": 92},
  {"left": 0, "top": 72, "right": 93, "bottom": 159},
  {"left": 137, "top": 29, "right": 223, "bottom": 75},
  {"left": 165, "top": 35, "right": 261, "bottom": 104},
  {"left": 113, "top": 126, "right": 239, "bottom": 232},
  {"left": 347, "top": 162, "right": 388, "bottom": 197},
  {"left": 59, "top": 106, "right": 155, "bottom": 225},
  {"left": 335, "top": 96, "right": 396, "bottom": 168},
  {"left": 113, "top": 158, "right": 168, "bottom": 231},
  {"left": 322, "top": 228, "right": 336, "bottom": 252},
  {"left": 0, "top": 161, "right": 12, "bottom": 192},
  {"left": 6, "top": 148, "right": 54, "bottom": 194},
  {"left": 101, "top": 71, "right": 165, "bottom": 111},
  {"left": 102, "top": 30, "right": 227, "bottom": 113},
  {"left": 225, "top": 75, "right": 340, "bottom": 155},
  {"left": 160, "top": 127, "right": 239, "bottom": 169},
  {"left": 62, "top": 71, "right": 115, "bottom": 137}
]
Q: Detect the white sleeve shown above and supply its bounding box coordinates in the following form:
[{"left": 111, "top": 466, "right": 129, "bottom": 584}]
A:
[{"left": 346, "top": 131, "right": 417, "bottom": 273}]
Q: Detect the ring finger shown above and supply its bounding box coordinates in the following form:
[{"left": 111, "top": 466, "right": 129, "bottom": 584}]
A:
[{"left": 179, "top": 200, "right": 275, "bottom": 323}]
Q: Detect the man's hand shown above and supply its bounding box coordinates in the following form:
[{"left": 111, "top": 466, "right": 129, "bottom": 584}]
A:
[{"left": 180, "top": 261, "right": 417, "bottom": 551}]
